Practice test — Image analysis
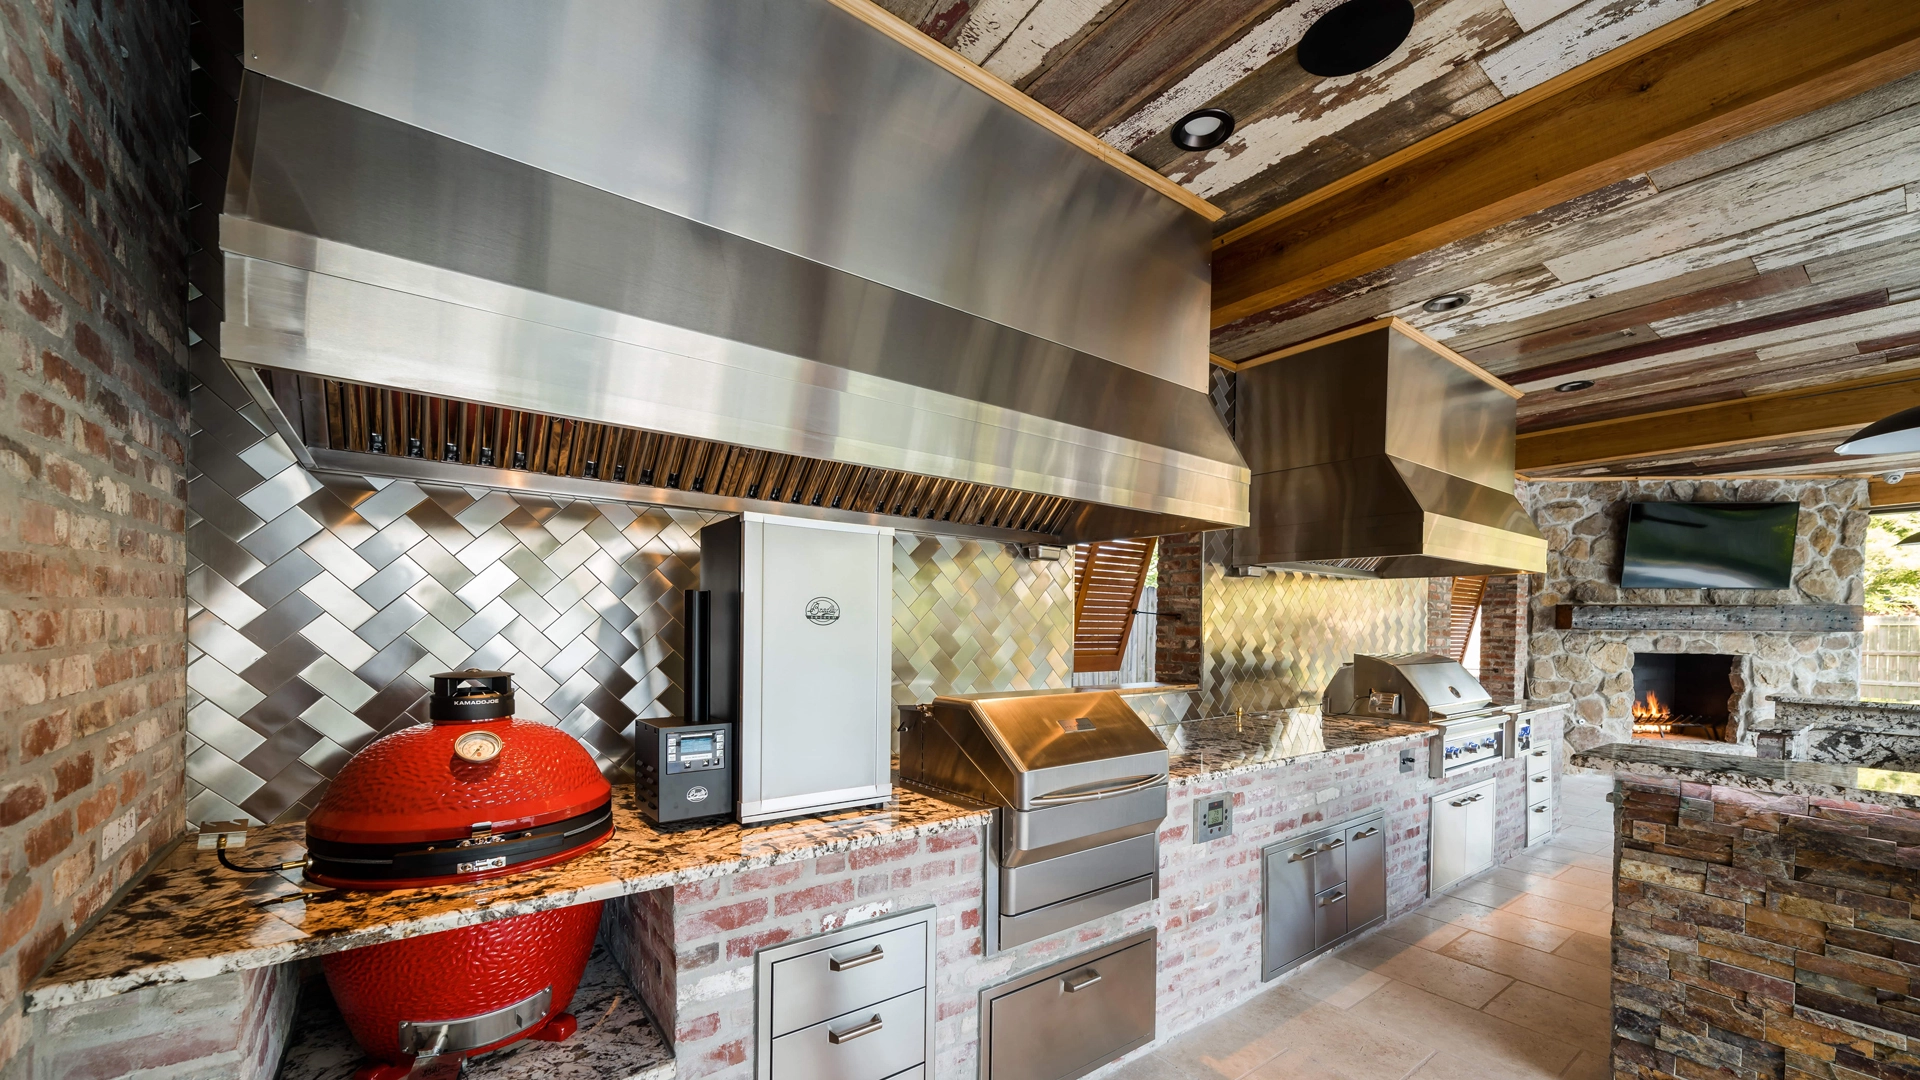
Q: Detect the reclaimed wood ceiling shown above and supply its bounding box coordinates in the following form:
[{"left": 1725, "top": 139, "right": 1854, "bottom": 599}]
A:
[{"left": 880, "top": 0, "right": 1920, "bottom": 480}]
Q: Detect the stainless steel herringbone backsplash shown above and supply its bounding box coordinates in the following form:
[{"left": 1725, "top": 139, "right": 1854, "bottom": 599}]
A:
[
  {"left": 1200, "top": 536, "right": 1425, "bottom": 715},
  {"left": 891, "top": 534, "right": 1074, "bottom": 707},
  {"left": 186, "top": 367, "right": 1073, "bottom": 826}
]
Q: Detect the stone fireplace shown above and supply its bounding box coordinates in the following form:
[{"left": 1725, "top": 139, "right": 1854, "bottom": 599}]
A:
[
  {"left": 1628, "top": 652, "right": 1742, "bottom": 742},
  {"left": 1516, "top": 478, "right": 1867, "bottom": 758}
]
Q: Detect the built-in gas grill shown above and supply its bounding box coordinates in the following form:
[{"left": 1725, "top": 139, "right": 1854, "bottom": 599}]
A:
[
  {"left": 1323, "top": 653, "right": 1522, "bottom": 778},
  {"left": 899, "top": 689, "right": 1168, "bottom": 954}
]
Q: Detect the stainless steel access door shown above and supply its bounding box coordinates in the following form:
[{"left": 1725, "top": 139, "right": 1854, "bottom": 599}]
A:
[{"left": 981, "top": 931, "right": 1157, "bottom": 1080}]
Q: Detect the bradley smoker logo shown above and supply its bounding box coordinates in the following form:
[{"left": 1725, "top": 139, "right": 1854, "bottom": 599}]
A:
[{"left": 805, "top": 597, "right": 841, "bottom": 625}]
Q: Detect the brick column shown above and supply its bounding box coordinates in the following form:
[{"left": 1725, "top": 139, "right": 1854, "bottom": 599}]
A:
[
  {"left": 1478, "top": 573, "right": 1531, "bottom": 704},
  {"left": 1153, "top": 533, "right": 1203, "bottom": 685}
]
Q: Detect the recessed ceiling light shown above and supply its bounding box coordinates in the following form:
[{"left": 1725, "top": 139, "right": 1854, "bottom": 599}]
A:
[
  {"left": 1554, "top": 380, "right": 1594, "bottom": 393},
  {"left": 1171, "top": 108, "right": 1235, "bottom": 152},
  {"left": 1422, "top": 293, "right": 1470, "bottom": 313},
  {"left": 1298, "top": 0, "right": 1417, "bottom": 78}
]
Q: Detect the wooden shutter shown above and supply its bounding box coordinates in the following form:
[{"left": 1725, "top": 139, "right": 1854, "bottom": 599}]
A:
[
  {"left": 1073, "top": 538, "right": 1157, "bottom": 674},
  {"left": 1447, "top": 576, "right": 1488, "bottom": 662}
]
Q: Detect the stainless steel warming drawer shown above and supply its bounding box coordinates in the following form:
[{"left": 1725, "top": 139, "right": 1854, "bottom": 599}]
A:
[
  {"left": 899, "top": 689, "right": 1170, "bottom": 954},
  {"left": 980, "top": 930, "right": 1157, "bottom": 1080},
  {"left": 756, "top": 906, "right": 936, "bottom": 1080}
]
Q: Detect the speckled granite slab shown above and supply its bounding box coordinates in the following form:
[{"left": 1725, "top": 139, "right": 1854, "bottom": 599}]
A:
[
  {"left": 1573, "top": 742, "right": 1920, "bottom": 810},
  {"left": 28, "top": 786, "right": 987, "bottom": 1013},
  {"left": 277, "top": 940, "right": 673, "bottom": 1080},
  {"left": 1164, "top": 709, "right": 1431, "bottom": 781}
]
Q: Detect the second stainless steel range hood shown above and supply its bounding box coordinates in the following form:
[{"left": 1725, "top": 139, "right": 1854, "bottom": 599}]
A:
[
  {"left": 1230, "top": 320, "right": 1546, "bottom": 578},
  {"left": 212, "top": 0, "right": 1247, "bottom": 543}
]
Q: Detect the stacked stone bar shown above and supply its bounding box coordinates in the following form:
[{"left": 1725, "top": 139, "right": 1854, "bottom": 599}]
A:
[{"left": 1612, "top": 776, "right": 1920, "bottom": 1080}]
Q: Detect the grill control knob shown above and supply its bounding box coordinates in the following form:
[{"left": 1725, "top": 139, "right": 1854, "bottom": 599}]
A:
[{"left": 454, "top": 730, "right": 504, "bottom": 763}]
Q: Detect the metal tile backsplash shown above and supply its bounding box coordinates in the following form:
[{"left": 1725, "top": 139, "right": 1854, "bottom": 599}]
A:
[
  {"left": 1199, "top": 535, "right": 1425, "bottom": 715},
  {"left": 185, "top": 369, "right": 1073, "bottom": 826}
]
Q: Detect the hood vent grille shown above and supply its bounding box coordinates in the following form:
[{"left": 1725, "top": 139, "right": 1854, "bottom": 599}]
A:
[{"left": 314, "top": 379, "right": 1075, "bottom": 535}]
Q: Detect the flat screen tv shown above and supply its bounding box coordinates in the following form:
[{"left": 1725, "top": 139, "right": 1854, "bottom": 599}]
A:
[{"left": 1619, "top": 501, "right": 1799, "bottom": 589}]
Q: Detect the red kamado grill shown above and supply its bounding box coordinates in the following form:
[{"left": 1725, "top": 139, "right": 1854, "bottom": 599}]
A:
[{"left": 304, "top": 670, "right": 614, "bottom": 1079}]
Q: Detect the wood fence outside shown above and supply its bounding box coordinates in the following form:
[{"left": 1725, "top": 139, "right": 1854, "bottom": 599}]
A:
[{"left": 1863, "top": 614, "right": 1920, "bottom": 702}]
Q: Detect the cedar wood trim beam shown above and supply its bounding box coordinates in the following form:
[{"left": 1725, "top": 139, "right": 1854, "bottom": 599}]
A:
[
  {"left": 1209, "top": 0, "right": 1920, "bottom": 327},
  {"left": 1514, "top": 371, "right": 1920, "bottom": 472}
]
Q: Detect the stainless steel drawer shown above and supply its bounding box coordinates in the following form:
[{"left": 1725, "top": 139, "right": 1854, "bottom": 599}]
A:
[
  {"left": 770, "top": 922, "right": 928, "bottom": 1037},
  {"left": 1526, "top": 771, "right": 1552, "bottom": 801},
  {"left": 997, "top": 873, "right": 1155, "bottom": 951},
  {"left": 770, "top": 988, "right": 926, "bottom": 1080},
  {"left": 1313, "top": 883, "right": 1349, "bottom": 947},
  {"left": 1001, "top": 783, "right": 1167, "bottom": 865},
  {"left": 1001, "top": 831, "right": 1157, "bottom": 915},
  {"left": 1527, "top": 795, "right": 1553, "bottom": 846},
  {"left": 982, "top": 932, "right": 1156, "bottom": 1080}
]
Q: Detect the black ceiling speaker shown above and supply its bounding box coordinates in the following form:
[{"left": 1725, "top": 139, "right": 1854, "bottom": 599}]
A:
[{"left": 1298, "top": 0, "right": 1417, "bottom": 78}]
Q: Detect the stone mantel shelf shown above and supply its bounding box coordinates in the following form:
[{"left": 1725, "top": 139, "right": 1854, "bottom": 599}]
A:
[{"left": 1551, "top": 603, "right": 1862, "bottom": 633}]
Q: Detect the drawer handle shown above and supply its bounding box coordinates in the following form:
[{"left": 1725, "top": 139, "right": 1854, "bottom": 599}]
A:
[
  {"left": 1534, "top": 805, "right": 1548, "bottom": 813},
  {"left": 1351, "top": 827, "right": 1379, "bottom": 840},
  {"left": 1448, "top": 793, "right": 1484, "bottom": 807},
  {"left": 1063, "top": 971, "right": 1102, "bottom": 993},
  {"left": 1287, "top": 848, "right": 1317, "bottom": 862},
  {"left": 1532, "top": 749, "right": 1548, "bottom": 757},
  {"left": 1319, "top": 891, "right": 1346, "bottom": 906},
  {"left": 1532, "top": 775, "right": 1548, "bottom": 783},
  {"left": 829, "top": 946, "right": 885, "bottom": 972},
  {"left": 828, "top": 1016, "right": 884, "bottom": 1044},
  {"left": 1319, "top": 838, "right": 1345, "bottom": 852}
]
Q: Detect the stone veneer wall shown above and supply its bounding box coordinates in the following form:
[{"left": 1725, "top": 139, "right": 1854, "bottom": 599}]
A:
[
  {"left": 1612, "top": 775, "right": 1920, "bottom": 1080},
  {"left": 0, "top": 0, "right": 190, "bottom": 1072},
  {"left": 1524, "top": 479, "right": 1866, "bottom": 757},
  {"left": 612, "top": 726, "right": 1550, "bottom": 1079}
]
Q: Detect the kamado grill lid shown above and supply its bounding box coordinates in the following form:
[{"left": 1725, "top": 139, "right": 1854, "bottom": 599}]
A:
[{"left": 305, "top": 670, "right": 614, "bottom": 890}]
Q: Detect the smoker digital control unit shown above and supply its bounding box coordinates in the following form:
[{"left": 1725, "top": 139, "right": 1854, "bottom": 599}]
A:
[{"left": 634, "top": 718, "right": 733, "bottom": 824}]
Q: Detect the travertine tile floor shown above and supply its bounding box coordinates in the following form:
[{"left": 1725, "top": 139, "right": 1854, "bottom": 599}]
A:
[{"left": 1115, "top": 773, "right": 1615, "bottom": 1080}]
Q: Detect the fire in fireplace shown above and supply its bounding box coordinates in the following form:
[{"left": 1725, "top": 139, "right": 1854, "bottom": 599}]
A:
[{"left": 1630, "top": 653, "right": 1738, "bottom": 741}]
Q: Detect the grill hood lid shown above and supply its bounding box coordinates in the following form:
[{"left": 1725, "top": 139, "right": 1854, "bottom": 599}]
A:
[
  {"left": 211, "top": 0, "right": 1247, "bottom": 543},
  {"left": 1230, "top": 321, "right": 1546, "bottom": 578}
]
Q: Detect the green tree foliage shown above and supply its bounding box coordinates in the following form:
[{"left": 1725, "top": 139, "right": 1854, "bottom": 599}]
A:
[{"left": 1866, "top": 511, "right": 1920, "bottom": 614}]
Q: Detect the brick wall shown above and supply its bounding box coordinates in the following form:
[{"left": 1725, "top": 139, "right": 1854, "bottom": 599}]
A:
[
  {"left": 1154, "top": 533, "right": 1202, "bottom": 686},
  {"left": 1479, "top": 573, "right": 1531, "bottom": 705},
  {"left": 16, "top": 961, "right": 292, "bottom": 1080},
  {"left": 0, "top": 0, "right": 189, "bottom": 1071},
  {"left": 1611, "top": 775, "right": 1920, "bottom": 1080}
]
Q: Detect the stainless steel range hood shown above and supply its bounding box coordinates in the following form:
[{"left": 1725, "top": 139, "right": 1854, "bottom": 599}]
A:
[
  {"left": 1230, "top": 320, "right": 1546, "bottom": 577},
  {"left": 212, "top": 0, "right": 1248, "bottom": 543}
]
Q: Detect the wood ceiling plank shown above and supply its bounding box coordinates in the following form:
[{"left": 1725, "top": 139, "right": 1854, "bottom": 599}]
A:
[
  {"left": 1513, "top": 370, "right": 1920, "bottom": 471},
  {"left": 1210, "top": 0, "right": 1920, "bottom": 327},
  {"left": 825, "top": 0, "right": 1224, "bottom": 220},
  {"left": 1460, "top": 265, "right": 1805, "bottom": 368},
  {"left": 1501, "top": 290, "right": 1892, "bottom": 387},
  {"left": 1444, "top": 260, "right": 1761, "bottom": 354},
  {"left": 1023, "top": 0, "right": 1282, "bottom": 134},
  {"left": 1650, "top": 69, "right": 1920, "bottom": 190}
]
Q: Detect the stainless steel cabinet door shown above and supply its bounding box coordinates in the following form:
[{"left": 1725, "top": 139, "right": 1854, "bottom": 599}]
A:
[
  {"left": 1263, "top": 834, "right": 1319, "bottom": 978},
  {"left": 1430, "top": 779, "right": 1496, "bottom": 894},
  {"left": 1343, "top": 818, "right": 1386, "bottom": 931}
]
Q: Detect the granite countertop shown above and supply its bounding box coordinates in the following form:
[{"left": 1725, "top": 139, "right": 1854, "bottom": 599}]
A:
[
  {"left": 1768, "top": 696, "right": 1920, "bottom": 712},
  {"left": 27, "top": 785, "right": 988, "bottom": 1014},
  {"left": 1752, "top": 697, "right": 1920, "bottom": 733},
  {"left": 1572, "top": 742, "right": 1920, "bottom": 809},
  {"left": 1163, "top": 709, "right": 1431, "bottom": 781}
]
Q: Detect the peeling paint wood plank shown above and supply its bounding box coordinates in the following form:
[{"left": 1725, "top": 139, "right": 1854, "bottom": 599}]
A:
[
  {"left": 1023, "top": 0, "right": 1281, "bottom": 133},
  {"left": 959, "top": 0, "right": 1118, "bottom": 85},
  {"left": 1100, "top": 0, "right": 1348, "bottom": 152},
  {"left": 1163, "top": 0, "right": 1521, "bottom": 200},
  {"left": 1647, "top": 260, "right": 1920, "bottom": 339},
  {"left": 1480, "top": 0, "right": 1713, "bottom": 97},
  {"left": 1752, "top": 207, "right": 1920, "bottom": 275},
  {"left": 1805, "top": 230, "right": 1920, "bottom": 289},
  {"left": 1540, "top": 107, "right": 1920, "bottom": 285},
  {"left": 1650, "top": 70, "right": 1920, "bottom": 191},
  {"left": 1501, "top": 0, "right": 1586, "bottom": 33},
  {"left": 1459, "top": 263, "right": 1796, "bottom": 365}
]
